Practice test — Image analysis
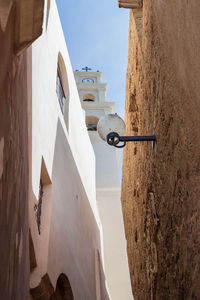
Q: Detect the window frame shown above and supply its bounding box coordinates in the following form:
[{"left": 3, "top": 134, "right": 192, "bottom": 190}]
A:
[{"left": 56, "top": 65, "right": 66, "bottom": 115}]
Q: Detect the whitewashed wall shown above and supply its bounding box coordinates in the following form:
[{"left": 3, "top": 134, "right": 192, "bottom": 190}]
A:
[{"left": 29, "top": 0, "right": 109, "bottom": 299}]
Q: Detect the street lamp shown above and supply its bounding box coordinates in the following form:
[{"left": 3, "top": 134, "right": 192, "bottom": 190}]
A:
[{"left": 97, "top": 114, "right": 156, "bottom": 148}]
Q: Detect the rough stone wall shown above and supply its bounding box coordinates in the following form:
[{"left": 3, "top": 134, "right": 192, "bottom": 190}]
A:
[
  {"left": 121, "top": 1, "right": 200, "bottom": 299},
  {"left": 0, "top": 7, "right": 30, "bottom": 300}
]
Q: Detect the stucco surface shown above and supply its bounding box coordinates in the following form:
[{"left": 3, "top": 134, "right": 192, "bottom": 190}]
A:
[
  {"left": 31, "top": 0, "right": 97, "bottom": 216},
  {"left": 47, "top": 121, "right": 103, "bottom": 298},
  {"left": 122, "top": 1, "right": 200, "bottom": 299},
  {"left": 97, "top": 190, "right": 133, "bottom": 300},
  {"left": 29, "top": 0, "right": 109, "bottom": 298}
]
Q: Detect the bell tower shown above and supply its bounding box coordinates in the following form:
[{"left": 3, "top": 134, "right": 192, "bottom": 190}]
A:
[{"left": 74, "top": 69, "right": 132, "bottom": 300}]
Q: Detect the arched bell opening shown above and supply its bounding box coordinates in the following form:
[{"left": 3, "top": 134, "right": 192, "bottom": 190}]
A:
[
  {"left": 83, "top": 93, "right": 95, "bottom": 102},
  {"left": 86, "top": 116, "right": 99, "bottom": 131}
]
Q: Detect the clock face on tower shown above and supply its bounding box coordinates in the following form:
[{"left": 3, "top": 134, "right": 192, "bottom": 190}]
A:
[{"left": 82, "top": 78, "right": 94, "bottom": 83}]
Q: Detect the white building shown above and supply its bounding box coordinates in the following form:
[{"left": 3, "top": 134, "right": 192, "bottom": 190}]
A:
[
  {"left": 74, "top": 70, "right": 133, "bottom": 300},
  {"left": 29, "top": 1, "right": 110, "bottom": 299}
]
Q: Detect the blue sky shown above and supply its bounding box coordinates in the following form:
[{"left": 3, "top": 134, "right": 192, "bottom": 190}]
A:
[{"left": 56, "top": 0, "right": 129, "bottom": 118}]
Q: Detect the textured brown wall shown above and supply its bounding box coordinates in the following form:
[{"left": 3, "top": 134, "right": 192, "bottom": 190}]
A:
[
  {"left": 121, "top": 1, "right": 200, "bottom": 299},
  {"left": 0, "top": 7, "right": 30, "bottom": 300}
]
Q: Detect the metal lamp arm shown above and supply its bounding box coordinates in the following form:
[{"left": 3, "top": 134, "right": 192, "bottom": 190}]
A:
[
  {"left": 120, "top": 135, "right": 156, "bottom": 142},
  {"left": 107, "top": 132, "right": 156, "bottom": 148}
]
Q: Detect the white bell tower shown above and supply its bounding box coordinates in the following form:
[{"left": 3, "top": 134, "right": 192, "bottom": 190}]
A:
[{"left": 74, "top": 69, "right": 132, "bottom": 300}]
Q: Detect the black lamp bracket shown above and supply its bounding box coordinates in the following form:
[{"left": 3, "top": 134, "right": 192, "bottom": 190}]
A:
[{"left": 107, "top": 132, "right": 156, "bottom": 148}]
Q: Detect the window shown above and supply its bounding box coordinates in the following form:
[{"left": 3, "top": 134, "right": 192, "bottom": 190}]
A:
[
  {"left": 86, "top": 116, "right": 99, "bottom": 131},
  {"left": 82, "top": 78, "right": 94, "bottom": 83},
  {"left": 83, "top": 93, "right": 95, "bottom": 102},
  {"left": 34, "top": 158, "right": 51, "bottom": 235},
  {"left": 35, "top": 180, "right": 43, "bottom": 235},
  {"left": 56, "top": 66, "right": 66, "bottom": 114},
  {"left": 56, "top": 53, "right": 70, "bottom": 131}
]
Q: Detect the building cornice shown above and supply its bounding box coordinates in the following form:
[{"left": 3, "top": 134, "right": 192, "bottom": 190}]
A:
[
  {"left": 82, "top": 101, "right": 115, "bottom": 110},
  {"left": 118, "top": 0, "right": 143, "bottom": 9},
  {"left": 74, "top": 71, "right": 102, "bottom": 76},
  {"left": 77, "top": 83, "right": 107, "bottom": 90}
]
